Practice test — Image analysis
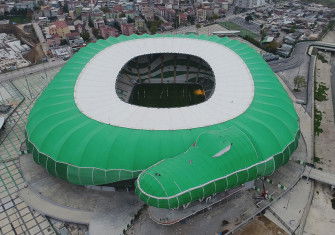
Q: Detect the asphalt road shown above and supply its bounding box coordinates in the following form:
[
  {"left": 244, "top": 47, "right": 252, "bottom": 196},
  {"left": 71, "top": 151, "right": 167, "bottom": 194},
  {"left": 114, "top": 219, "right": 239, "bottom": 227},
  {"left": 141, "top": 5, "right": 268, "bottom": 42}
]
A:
[
  {"left": 330, "top": 53, "right": 335, "bottom": 120},
  {"left": 269, "top": 41, "right": 335, "bottom": 72},
  {"left": 0, "top": 60, "right": 66, "bottom": 83},
  {"left": 269, "top": 41, "right": 314, "bottom": 72}
]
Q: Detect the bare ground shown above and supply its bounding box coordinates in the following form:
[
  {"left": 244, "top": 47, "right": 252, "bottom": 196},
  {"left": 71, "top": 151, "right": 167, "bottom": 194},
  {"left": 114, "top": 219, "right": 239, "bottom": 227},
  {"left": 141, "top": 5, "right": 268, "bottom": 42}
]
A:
[{"left": 234, "top": 216, "right": 287, "bottom": 235}]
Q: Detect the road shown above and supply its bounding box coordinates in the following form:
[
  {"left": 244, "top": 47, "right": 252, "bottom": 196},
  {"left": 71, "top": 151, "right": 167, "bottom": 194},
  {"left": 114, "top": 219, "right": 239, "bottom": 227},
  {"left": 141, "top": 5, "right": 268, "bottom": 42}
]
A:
[
  {"left": 0, "top": 60, "right": 66, "bottom": 83},
  {"left": 331, "top": 53, "right": 335, "bottom": 121},
  {"left": 269, "top": 41, "right": 313, "bottom": 72},
  {"left": 32, "top": 22, "right": 49, "bottom": 56},
  {"left": 269, "top": 41, "right": 335, "bottom": 72},
  {"left": 303, "top": 166, "right": 335, "bottom": 187}
]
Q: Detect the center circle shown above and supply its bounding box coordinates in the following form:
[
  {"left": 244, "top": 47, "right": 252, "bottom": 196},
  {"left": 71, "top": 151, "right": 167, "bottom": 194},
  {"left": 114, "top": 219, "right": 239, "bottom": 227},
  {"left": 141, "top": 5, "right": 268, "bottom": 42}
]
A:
[{"left": 115, "top": 53, "right": 215, "bottom": 108}]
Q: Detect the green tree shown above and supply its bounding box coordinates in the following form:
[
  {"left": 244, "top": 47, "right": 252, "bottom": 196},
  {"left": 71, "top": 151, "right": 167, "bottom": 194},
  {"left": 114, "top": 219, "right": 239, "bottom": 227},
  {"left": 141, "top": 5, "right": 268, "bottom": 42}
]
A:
[
  {"left": 60, "top": 39, "right": 68, "bottom": 46},
  {"left": 290, "top": 24, "right": 297, "bottom": 33},
  {"left": 293, "top": 76, "right": 306, "bottom": 91},
  {"left": 100, "top": 7, "right": 109, "bottom": 13},
  {"left": 37, "top": 0, "right": 44, "bottom": 6},
  {"left": 63, "top": 1, "right": 69, "bottom": 13},
  {"left": 260, "top": 28, "right": 267, "bottom": 40},
  {"left": 264, "top": 41, "right": 279, "bottom": 53},
  {"left": 92, "top": 28, "right": 100, "bottom": 38},
  {"left": 127, "top": 16, "right": 134, "bottom": 23},
  {"left": 80, "top": 30, "right": 90, "bottom": 42},
  {"left": 212, "top": 14, "right": 220, "bottom": 20},
  {"left": 245, "top": 15, "right": 253, "bottom": 22},
  {"left": 88, "top": 17, "right": 94, "bottom": 28},
  {"left": 149, "top": 25, "right": 157, "bottom": 34},
  {"left": 187, "top": 15, "right": 195, "bottom": 25},
  {"left": 315, "top": 81, "right": 328, "bottom": 101}
]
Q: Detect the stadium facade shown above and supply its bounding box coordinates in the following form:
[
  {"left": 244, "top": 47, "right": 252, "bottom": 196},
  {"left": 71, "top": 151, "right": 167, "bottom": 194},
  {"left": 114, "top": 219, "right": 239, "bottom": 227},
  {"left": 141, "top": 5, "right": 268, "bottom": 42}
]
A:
[{"left": 26, "top": 34, "right": 300, "bottom": 209}]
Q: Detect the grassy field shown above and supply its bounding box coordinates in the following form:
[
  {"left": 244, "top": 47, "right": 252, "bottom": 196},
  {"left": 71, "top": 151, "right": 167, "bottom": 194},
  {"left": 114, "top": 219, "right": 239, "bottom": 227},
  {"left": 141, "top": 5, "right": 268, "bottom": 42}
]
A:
[
  {"left": 129, "top": 84, "right": 205, "bottom": 108},
  {"left": 220, "top": 22, "right": 260, "bottom": 39},
  {"left": 0, "top": 15, "right": 32, "bottom": 24}
]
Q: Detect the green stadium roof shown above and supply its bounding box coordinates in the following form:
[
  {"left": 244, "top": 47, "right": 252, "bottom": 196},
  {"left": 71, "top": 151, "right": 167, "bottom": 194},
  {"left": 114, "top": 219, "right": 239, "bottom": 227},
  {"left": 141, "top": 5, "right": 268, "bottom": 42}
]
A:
[{"left": 26, "top": 34, "right": 300, "bottom": 209}]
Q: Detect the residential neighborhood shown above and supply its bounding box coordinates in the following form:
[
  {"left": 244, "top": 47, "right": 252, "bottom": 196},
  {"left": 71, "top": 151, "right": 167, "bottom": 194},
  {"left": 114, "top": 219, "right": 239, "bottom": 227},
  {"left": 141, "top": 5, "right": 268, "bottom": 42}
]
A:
[{"left": 0, "top": 0, "right": 334, "bottom": 66}]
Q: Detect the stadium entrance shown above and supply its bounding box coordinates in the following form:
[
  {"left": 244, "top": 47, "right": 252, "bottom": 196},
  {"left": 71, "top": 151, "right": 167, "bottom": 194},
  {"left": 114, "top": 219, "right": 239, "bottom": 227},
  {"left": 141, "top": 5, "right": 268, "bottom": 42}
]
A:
[{"left": 115, "top": 53, "right": 215, "bottom": 108}]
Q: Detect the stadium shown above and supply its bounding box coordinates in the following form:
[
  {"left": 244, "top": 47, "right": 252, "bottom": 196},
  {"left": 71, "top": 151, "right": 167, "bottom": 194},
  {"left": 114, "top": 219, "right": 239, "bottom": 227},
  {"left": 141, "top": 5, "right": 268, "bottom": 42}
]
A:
[{"left": 25, "top": 34, "right": 300, "bottom": 210}]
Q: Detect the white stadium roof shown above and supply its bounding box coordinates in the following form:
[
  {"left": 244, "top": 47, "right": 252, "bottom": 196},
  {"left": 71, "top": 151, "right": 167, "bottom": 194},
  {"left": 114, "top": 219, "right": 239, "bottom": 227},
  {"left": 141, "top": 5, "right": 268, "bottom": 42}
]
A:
[{"left": 74, "top": 37, "right": 254, "bottom": 130}]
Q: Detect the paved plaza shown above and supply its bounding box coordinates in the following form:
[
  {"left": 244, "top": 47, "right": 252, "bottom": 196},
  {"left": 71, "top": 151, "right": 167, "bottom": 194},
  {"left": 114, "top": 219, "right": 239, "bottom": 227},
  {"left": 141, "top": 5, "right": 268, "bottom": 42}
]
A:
[{"left": 0, "top": 67, "right": 81, "bottom": 234}]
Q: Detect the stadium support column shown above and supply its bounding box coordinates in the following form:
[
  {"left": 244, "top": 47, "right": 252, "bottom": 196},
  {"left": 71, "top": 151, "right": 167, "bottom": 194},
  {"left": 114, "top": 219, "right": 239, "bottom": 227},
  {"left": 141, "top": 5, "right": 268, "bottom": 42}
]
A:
[
  {"left": 148, "top": 57, "right": 151, "bottom": 83},
  {"left": 174, "top": 54, "right": 177, "bottom": 83},
  {"left": 186, "top": 55, "right": 190, "bottom": 82},
  {"left": 137, "top": 57, "right": 141, "bottom": 83},
  {"left": 196, "top": 66, "right": 200, "bottom": 83},
  {"left": 160, "top": 55, "right": 164, "bottom": 84}
]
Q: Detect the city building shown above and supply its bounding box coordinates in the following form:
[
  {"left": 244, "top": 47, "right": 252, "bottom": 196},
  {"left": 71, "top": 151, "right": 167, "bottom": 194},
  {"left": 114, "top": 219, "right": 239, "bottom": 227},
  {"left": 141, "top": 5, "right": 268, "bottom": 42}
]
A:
[
  {"left": 0, "top": 33, "right": 30, "bottom": 72},
  {"left": 100, "top": 26, "right": 119, "bottom": 39},
  {"left": 236, "top": 0, "right": 266, "bottom": 9},
  {"left": 49, "top": 20, "right": 70, "bottom": 39},
  {"left": 120, "top": 23, "right": 135, "bottom": 36},
  {"left": 196, "top": 8, "right": 207, "bottom": 22},
  {"left": 134, "top": 16, "right": 146, "bottom": 32},
  {"left": 15, "top": 0, "right": 35, "bottom": 10},
  {"left": 178, "top": 13, "right": 188, "bottom": 26}
]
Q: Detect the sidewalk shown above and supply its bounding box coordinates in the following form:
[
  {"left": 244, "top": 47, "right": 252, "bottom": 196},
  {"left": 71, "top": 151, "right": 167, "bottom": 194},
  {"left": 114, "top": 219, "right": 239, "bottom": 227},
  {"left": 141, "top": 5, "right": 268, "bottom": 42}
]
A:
[{"left": 19, "top": 187, "right": 93, "bottom": 224}]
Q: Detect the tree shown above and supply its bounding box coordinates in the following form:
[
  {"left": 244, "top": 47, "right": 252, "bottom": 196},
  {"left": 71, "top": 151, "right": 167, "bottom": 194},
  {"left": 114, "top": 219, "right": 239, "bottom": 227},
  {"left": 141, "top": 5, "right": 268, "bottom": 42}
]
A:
[
  {"left": 63, "top": 1, "right": 69, "bottom": 13},
  {"left": 260, "top": 28, "right": 267, "bottom": 40},
  {"left": 196, "top": 23, "right": 201, "bottom": 29},
  {"left": 264, "top": 41, "right": 279, "bottom": 53},
  {"left": 289, "top": 24, "right": 297, "bottom": 33},
  {"left": 187, "top": 15, "right": 195, "bottom": 25},
  {"left": 81, "top": 30, "right": 90, "bottom": 42},
  {"left": 127, "top": 16, "right": 134, "bottom": 23},
  {"left": 100, "top": 7, "right": 109, "bottom": 13},
  {"left": 149, "top": 25, "right": 157, "bottom": 34},
  {"left": 60, "top": 39, "right": 68, "bottom": 46},
  {"left": 293, "top": 76, "right": 306, "bottom": 92},
  {"left": 243, "top": 35, "right": 261, "bottom": 48},
  {"left": 245, "top": 15, "right": 253, "bottom": 22},
  {"left": 212, "top": 14, "right": 220, "bottom": 20},
  {"left": 92, "top": 28, "right": 100, "bottom": 38},
  {"left": 173, "top": 17, "right": 179, "bottom": 29},
  {"left": 88, "top": 17, "right": 94, "bottom": 28},
  {"left": 37, "top": 0, "right": 44, "bottom": 7}
]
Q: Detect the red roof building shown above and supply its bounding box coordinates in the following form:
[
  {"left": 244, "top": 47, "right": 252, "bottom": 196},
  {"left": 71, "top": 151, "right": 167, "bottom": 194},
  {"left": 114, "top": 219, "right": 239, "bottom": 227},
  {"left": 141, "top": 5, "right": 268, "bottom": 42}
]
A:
[
  {"left": 121, "top": 23, "right": 135, "bottom": 36},
  {"left": 100, "top": 26, "right": 119, "bottom": 39}
]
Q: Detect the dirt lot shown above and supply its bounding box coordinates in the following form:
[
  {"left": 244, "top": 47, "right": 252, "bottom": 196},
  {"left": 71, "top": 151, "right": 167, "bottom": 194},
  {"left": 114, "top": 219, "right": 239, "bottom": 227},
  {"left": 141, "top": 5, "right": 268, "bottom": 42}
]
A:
[{"left": 234, "top": 216, "right": 287, "bottom": 235}]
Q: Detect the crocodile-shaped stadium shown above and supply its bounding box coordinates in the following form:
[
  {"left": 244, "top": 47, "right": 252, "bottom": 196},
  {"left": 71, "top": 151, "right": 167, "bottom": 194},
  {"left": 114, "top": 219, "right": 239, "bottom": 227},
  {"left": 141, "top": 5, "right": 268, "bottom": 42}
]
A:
[{"left": 26, "top": 34, "right": 300, "bottom": 209}]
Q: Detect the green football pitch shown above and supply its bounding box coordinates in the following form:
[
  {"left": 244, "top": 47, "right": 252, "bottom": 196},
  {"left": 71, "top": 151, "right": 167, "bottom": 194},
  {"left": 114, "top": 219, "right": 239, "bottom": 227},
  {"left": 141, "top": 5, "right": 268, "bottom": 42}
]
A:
[{"left": 129, "top": 83, "right": 206, "bottom": 108}]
